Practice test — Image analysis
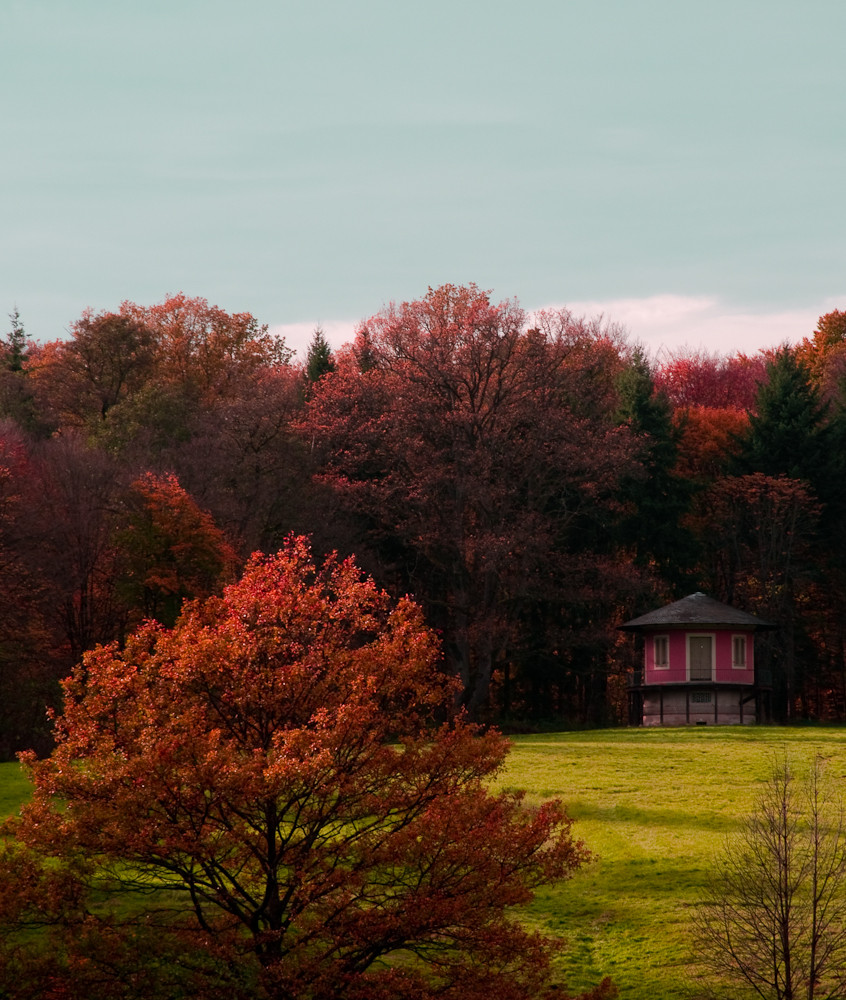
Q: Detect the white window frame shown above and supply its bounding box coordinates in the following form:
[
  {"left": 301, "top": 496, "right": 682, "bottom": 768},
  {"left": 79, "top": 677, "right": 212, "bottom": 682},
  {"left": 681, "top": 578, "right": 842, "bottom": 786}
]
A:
[
  {"left": 732, "top": 633, "right": 748, "bottom": 669},
  {"left": 653, "top": 634, "right": 670, "bottom": 670}
]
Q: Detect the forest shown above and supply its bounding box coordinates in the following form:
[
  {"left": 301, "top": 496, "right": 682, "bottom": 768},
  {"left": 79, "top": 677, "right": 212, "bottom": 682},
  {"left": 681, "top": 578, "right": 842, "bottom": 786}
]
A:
[{"left": 1, "top": 284, "right": 845, "bottom": 759}]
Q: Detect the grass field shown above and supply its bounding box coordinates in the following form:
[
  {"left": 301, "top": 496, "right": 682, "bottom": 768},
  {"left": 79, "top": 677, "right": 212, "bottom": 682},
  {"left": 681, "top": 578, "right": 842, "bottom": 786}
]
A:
[
  {"left": 5, "top": 727, "right": 846, "bottom": 998},
  {"left": 497, "top": 726, "right": 846, "bottom": 999},
  {"left": 0, "top": 762, "right": 31, "bottom": 821}
]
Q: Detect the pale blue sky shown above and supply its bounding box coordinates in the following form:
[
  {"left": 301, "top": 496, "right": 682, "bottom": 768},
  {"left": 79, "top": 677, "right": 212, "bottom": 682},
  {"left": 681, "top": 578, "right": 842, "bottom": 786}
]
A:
[{"left": 3, "top": 1, "right": 845, "bottom": 357}]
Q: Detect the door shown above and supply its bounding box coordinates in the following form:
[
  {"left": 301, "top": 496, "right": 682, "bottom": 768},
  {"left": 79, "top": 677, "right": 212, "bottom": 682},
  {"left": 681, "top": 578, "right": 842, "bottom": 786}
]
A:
[{"left": 689, "top": 635, "right": 713, "bottom": 681}]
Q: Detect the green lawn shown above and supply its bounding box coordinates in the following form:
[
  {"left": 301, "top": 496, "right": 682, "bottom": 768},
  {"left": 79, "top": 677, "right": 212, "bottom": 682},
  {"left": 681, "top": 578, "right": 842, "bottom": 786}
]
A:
[
  {"left": 0, "top": 762, "right": 32, "bottom": 821},
  {"left": 498, "top": 727, "right": 846, "bottom": 999},
  {"left": 4, "top": 729, "right": 846, "bottom": 998}
]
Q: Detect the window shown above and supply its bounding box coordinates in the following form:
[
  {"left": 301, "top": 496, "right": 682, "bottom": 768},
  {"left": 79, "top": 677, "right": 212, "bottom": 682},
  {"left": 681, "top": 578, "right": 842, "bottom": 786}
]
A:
[
  {"left": 654, "top": 635, "right": 669, "bottom": 669},
  {"left": 691, "top": 691, "right": 712, "bottom": 704},
  {"left": 732, "top": 635, "right": 747, "bottom": 669}
]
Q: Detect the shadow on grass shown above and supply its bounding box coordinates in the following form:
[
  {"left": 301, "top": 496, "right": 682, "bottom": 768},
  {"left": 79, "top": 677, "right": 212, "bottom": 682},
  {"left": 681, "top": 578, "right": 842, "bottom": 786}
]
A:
[
  {"left": 585, "top": 857, "right": 714, "bottom": 897},
  {"left": 532, "top": 859, "right": 713, "bottom": 930},
  {"left": 563, "top": 799, "right": 741, "bottom": 833}
]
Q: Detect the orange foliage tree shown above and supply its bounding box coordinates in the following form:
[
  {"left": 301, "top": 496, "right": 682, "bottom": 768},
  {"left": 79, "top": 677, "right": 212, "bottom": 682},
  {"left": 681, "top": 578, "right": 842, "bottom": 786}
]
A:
[
  {"left": 120, "top": 292, "right": 291, "bottom": 403},
  {"left": 115, "top": 472, "right": 238, "bottom": 628},
  {"left": 3, "top": 537, "right": 612, "bottom": 1000},
  {"left": 795, "top": 308, "right": 846, "bottom": 396},
  {"left": 32, "top": 294, "right": 291, "bottom": 448},
  {"left": 674, "top": 405, "right": 750, "bottom": 483}
]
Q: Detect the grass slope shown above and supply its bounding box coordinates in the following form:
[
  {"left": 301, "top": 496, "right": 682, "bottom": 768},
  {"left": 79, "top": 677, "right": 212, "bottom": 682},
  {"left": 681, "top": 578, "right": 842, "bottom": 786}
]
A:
[{"left": 499, "top": 727, "right": 846, "bottom": 999}]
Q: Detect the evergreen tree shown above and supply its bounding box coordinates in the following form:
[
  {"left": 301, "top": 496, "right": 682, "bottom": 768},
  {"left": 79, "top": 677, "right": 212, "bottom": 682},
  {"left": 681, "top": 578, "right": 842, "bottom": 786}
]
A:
[
  {"left": 0, "top": 307, "right": 39, "bottom": 433},
  {"left": 3, "top": 307, "right": 30, "bottom": 372},
  {"left": 615, "top": 347, "right": 697, "bottom": 590},
  {"left": 304, "top": 326, "right": 335, "bottom": 387},
  {"left": 738, "top": 346, "right": 840, "bottom": 511},
  {"left": 736, "top": 346, "right": 846, "bottom": 718},
  {"left": 353, "top": 324, "right": 378, "bottom": 372}
]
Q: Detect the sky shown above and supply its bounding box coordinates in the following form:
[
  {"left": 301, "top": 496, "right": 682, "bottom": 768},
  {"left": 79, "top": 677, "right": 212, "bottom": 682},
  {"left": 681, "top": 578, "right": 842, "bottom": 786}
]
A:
[{"left": 2, "top": 1, "right": 845, "bottom": 360}]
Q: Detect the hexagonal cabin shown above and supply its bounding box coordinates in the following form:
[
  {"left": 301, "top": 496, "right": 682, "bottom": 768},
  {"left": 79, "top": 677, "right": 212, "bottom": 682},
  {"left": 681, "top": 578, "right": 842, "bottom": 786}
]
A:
[{"left": 620, "top": 592, "right": 775, "bottom": 726}]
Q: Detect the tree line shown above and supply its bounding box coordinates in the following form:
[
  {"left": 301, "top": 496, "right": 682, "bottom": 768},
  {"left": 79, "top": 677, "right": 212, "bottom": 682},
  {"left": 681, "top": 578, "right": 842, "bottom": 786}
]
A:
[{"left": 2, "top": 286, "right": 846, "bottom": 756}]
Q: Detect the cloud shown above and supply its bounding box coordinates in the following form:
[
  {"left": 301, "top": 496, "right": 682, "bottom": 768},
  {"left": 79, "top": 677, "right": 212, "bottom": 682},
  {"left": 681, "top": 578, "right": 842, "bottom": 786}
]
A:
[
  {"left": 270, "top": 318, "right": 359, "bottom": 360},
  {"left": 271, "top": 295, "right": 846, "bottom": 361},
  {"left": 555, "top": 295, "right": 844, "bottom": 357}
]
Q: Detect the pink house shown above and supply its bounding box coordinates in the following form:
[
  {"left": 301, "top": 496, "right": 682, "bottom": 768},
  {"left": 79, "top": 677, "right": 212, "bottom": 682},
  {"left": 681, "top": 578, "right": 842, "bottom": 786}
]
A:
[{"left": 620, "top": 592, "right": 775, "bottom": 726}]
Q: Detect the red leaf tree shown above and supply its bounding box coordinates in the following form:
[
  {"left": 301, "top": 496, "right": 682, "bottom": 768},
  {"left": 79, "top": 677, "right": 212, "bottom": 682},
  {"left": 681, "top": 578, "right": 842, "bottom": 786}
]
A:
[
  {"left": 654, "top": 348, "right": 766, "bottom": 411},
  {"left": 6, "top": 537, "right": 611, "bottom": 1000},
  {"left": 303, "top": 285, "right": 640, "bottom": 719}
]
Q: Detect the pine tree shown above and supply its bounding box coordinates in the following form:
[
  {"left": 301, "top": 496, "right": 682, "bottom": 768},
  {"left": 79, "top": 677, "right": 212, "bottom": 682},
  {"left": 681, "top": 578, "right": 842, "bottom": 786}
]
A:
[
  {"left": 615, "top": 347, "right": 697, "bottom": 590},
  {"left": 736, "top": 346, "right": 845, "bottom": 718},
  {"left": 3, "top": 308, "right": 30, "bottom": 372},
  {"left": 304, "top": 326, "right": 335, "bottom": 387},
  {"left": 738, "top": 346, "right": 837, "bottom": 503},
  {"left": 354, "top": 324, "right": 378, "bottom": 372},
  {"left": 0, "top": 307, "right": 38, "bottom": 433}
]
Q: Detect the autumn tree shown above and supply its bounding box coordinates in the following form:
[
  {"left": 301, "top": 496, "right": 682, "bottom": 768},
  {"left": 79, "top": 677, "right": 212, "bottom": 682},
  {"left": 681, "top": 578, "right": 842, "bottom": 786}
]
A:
[
  {"left": 167, "top": 365, "right": 311, "bottom": 555},
  {"left": 4, "top": 538, "right": 613, "bottom": 1000},
  {"left": 795, "top": 309, "right": 846, "bottom": 402},
  {"left": 34, "top": 311, "right": 157, "bottom": 433},
  {"left": 810, "top": 309, "right": 846, "bottom": 357},
  {"left": 654, "top": 348, "right": 766, "bottom": 411},
  {"left": 303, "top": 285, "right": 641, "bottom": 720},
  {"left": 114, "top": 472, "right": 238, "bottom": 628},
  {"left": 120, "top": 292, "right": 291, "bottom": 404},
  {"left": 673, "top": 405, "right": 750, "bottom": 483},
  {"left": 107, "top": 297, "right": 306, "bottom": 551},
  {"left": 0, "top": 427, "right": 120, "bottom": 758},
  {"left": 33, "top": 295, "right": 292, "bottom": 455},
  {"left": 24, "top": 433, "right": 128, "bottom": 668}
]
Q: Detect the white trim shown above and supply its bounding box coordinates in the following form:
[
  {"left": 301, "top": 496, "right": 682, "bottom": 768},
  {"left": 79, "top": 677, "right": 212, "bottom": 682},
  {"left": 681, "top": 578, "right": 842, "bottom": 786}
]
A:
[{"left": 653, "top": 634, "right": 670, "bottom": 670}]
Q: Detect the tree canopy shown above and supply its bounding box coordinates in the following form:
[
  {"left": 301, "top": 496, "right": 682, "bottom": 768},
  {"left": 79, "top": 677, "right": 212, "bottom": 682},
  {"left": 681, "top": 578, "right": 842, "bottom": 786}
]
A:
[
  {"left": 4, "top": 285, "right": 846, "bottom": 736},
  {"left": 2, "top": 537, "right": 610, "bottom": 1000},
  {"left": 304, "top": 285, "right": 643, "bottom": 720}
]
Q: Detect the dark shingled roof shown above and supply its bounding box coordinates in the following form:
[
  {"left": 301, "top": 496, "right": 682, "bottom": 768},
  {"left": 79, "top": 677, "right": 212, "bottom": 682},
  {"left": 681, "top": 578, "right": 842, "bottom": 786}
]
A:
[{"left": 619, "top": 592, "right": 776, "bottom": 632}]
